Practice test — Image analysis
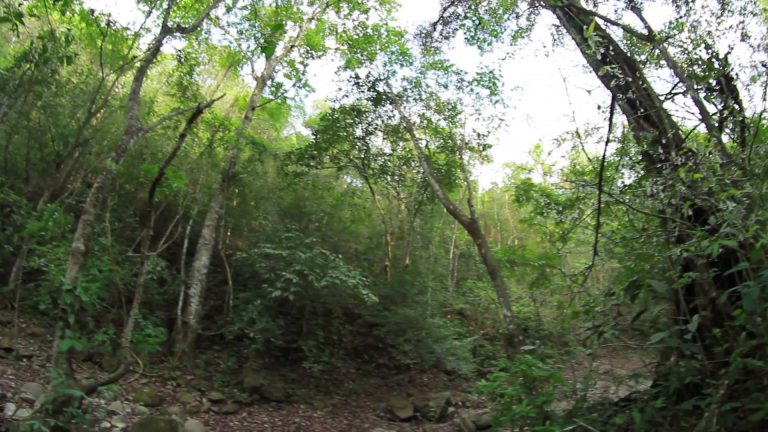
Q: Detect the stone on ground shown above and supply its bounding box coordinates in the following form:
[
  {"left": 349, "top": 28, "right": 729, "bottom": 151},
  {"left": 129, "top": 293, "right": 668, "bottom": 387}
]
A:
[
  {"left": 134, "top": 404, "right": 151, "bottom": 416},
  {"left": 183, "top": 418, "right": 207, "bottom": 432},
  {"left": 177, "top": 391, "right": 197, "bottom": 405},
  {"left": 111, "top": 414, "right": 128, "bottom": 429},
  {"left": 218, "top": 402, "right": 240, "bottom": 415},
  {"left": 20, "top": 382, "right": 45, "bottom": 401},
  {"left": 206, "top": 391, "right": 225, "bottom": 403},
  {"left": 385, "top": 396, "right": 414, "bottom": 421},
  {"left": 241, "top": 369, "right": 289, "bottom": 402},
  {"left": 134, "top": 386, "right": 164, "bottom": 407},
  {"left": 107, "top": 401, "right": 129, "bottom": 414},
  {"left": 472, "top": 411, "right": 494, "bottom": 430},
  {"left": 412, "top": 392, "right": 450, "bottom": 422},
  {"left": 132, "top": 415, "right": 181, "bottom": 432}
]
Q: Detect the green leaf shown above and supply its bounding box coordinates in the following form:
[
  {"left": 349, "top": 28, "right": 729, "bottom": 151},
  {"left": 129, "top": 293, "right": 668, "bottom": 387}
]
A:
[
  {"left": 648, "top": 331, "right": 669, "bottom": 344},
  {"left": 261, "top": 38, "right": 277, "bottom": 59},
  {"left": 59, "top": 338, "right": 84, "bottom": 352},
  {"left": 587, "top": 20, "right": 596, "bottom": 35},
  {"left": 687, "top": 314, "right": 700, "bottom": 332}
]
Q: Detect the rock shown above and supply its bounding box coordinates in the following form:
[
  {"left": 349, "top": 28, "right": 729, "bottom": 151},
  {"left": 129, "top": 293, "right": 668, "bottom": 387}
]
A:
[
  {"left": 369, "top": 429, "right": 396, "bottom": 432},
  {"left": 163, "top": 405, "right": 184, "bottom": 417},
  {"left": 447, "top": 391, "right": 471, "bottom": 407},
  {"left": 19, "top": 393, "right": 37, "bottom": 405},
  {"left": 201, "top": 399, "right": 212, "bottom": 413},
  {"left": 233, "top": 392, "right": 256, "bottom": 406},
  {"left": 259, "top": 382, "right": 288, "bottom": 402},
  {"left": 134, "top": 404, "right": 151, "bottom": 416},
  {"left": 385, "top": 396, "right": 414, "bottom": 421},
  {"left": 111, "top": 414, "right": 129, "bottom": 429},
  {"left": 13, "top": 407, "right": 32, "bottom": 420},
  {"left": 186, "top": 403, "right": 202, "bottom": 415},
  {"left": 134, "top": 386, "right": 164, "bottom": 407},
  {"left": 456, "top": 410, "right": 477, "bottom": 432},
  {"left": 206, "top": 391, "right": 225, "bottom": 403},
  {"left": 132, "top": 415, "right": 181, "bottom": 432},
  {"left": 183, "top": 419, "right": 207, "bottom": 432},
  {"left": 241, "top": 369, "right": 288, "bottom": 402},
  {"left": 188, "top": 379, "right": 209, "bottom": 392},
  {"left": 177, "top": 391, "right": 197, "bottom": 405},
  {"left": 472, "top": 411, "right": 494, "bottom": 430},
  {"left": 98, "top": 387, "right": 121, "bottom": 402},
  {"left": 412, "top": 392, "right": 450, "bottom": 422},
  {"left": 108, "top": 401, "right": 130, "bottom": 414},
  {"left": 218, "top": 402, "right": 240, "bottom": 415},
  {"left": 241, "top": 369, "right": 266, "bottom": 394},
  {"left": 4, "top": 402, "right": 17, "bottom": 418},
  {"left": 20, "top": 382, "right": 45, "bottom": 401}
]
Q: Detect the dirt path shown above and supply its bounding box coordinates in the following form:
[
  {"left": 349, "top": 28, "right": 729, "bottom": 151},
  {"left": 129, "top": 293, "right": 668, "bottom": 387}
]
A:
[{"left": 0, "top": 320, "right": 486, "bottom": 431}]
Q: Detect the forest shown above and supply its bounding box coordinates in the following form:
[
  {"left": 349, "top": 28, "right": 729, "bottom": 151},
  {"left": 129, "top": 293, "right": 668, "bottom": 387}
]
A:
[{"left": 0, "top": 0, "right": 767, "bottom": 431}]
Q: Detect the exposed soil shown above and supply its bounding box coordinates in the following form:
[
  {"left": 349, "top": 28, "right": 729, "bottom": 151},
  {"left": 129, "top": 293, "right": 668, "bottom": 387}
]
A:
[
  {"left": 0, "top": 317, "right": 487, "bottom": 432},
  {"left": 1, "top": 314, "right": 654, "bottom": 432}
]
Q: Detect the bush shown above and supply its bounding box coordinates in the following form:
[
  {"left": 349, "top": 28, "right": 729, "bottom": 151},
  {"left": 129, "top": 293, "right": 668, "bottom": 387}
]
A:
[
  {"left": 476, "top": 354, "right": 566, "bottom": 431},
  {"left": 228, "top": 230, "right": 375, "bottom": 365}
]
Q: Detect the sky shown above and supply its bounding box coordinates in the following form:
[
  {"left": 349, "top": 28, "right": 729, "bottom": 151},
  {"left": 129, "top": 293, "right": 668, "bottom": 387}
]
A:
[{"left": 84, "top": 0, "right": 611, "bottom": 187}]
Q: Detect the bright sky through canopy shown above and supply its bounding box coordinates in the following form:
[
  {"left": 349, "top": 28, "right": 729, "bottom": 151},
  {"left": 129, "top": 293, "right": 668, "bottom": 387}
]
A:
[{"left": 84, "top": 0, "right": 609, "bottom": 187}]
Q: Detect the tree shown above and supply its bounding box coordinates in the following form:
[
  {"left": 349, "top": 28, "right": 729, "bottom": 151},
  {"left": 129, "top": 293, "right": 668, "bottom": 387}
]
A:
[
  {"left": 173, "top": 0, "right": 402, "bottom": 358},
  {"left": 47, "top": 0, "right": 223, "bottom": 415},
  {"left": 426, "top": 0, "right": 768, "bottom": 426}
]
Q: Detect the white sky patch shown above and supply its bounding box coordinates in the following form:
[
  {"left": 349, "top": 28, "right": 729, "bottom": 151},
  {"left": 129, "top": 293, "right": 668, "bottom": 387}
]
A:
[{"left": 84, "top": 0, "right": 144, "bottom": 27}]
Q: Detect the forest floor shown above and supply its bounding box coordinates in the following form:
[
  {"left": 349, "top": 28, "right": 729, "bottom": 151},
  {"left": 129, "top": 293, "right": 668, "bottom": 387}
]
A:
[{"left": 0, "top": 315, "right": 654, "bottom": 432}]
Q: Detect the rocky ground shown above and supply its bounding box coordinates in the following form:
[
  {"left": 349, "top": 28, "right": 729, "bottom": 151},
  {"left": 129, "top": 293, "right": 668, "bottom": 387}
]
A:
[
  {"left": 1, "top": 313, "right": 653, "bottom": 432},
  {"left": 0, "top": 318, "right": 496, "bottom": 432}
]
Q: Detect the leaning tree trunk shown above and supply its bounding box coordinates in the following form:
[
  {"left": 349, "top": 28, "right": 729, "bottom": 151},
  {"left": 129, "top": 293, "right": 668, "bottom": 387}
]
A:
[
  {"left": 172, "top": 59, "right": 275, "bottom": 360},
  {"left": 173, "top": 9, "right": 323, "bottom": 358},
  {"left": 123, "top": 98, "right": 217, "bottom": 365},
  {"left": 41, "top": 2, "right": 223, "bottom": 422},
  {"left": 394, "top": 100, "right": 524, "bottom": 356},
  {"left": 544, "top": 0, "right": 752, "bottom": 389}
]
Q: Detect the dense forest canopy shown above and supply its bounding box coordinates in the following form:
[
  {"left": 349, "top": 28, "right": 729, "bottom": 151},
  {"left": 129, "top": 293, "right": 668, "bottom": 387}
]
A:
[{"left": 1, "top": 0, "right": 767, "bottom": 431}]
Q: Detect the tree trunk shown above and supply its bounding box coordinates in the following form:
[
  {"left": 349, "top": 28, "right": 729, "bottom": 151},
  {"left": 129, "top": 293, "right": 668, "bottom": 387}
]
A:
[
  {"left": 361, "top": 172, "right": 394, "bottom": 281},
  {"left": 545, "top": 0, "right": 752, "bottom": 391},
  {"left": 394, "top": 100, "right": 523, "bottom": 355},
  {"left": 125, "top": 99, "right": 215, "bottom": 361},
  {"left": 172, "top": 10, "right": 321, "bottom": 357},
  {"left": 448, "top": 219, "right": 459, "bottom": 293},
  {"left": 42, "top": 2, "right": 222, "bottom": 421}
]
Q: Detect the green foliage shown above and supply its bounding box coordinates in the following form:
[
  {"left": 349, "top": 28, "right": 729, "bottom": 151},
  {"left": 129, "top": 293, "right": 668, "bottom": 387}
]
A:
[
  {"left": 132, "top": 314, "right": 168, "bottom": 354},
  {"left": 229, "top": 229, "right": 374, "bottom": 364},
  {"left": 368, "top": 306, "right": 475, "bottom": 374},
  {"left": 477, "top": 355, "right": 566, "bottom": 431}
]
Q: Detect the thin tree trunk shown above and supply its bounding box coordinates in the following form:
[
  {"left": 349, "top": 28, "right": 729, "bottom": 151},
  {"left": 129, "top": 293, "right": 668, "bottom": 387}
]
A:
[
  {"left": 42, "top": 2, "right": 222, "bottom": 418},
  {"left": 394, "top": 99, "right": 523, "bottom": 355},
  {"left": 173, "top": 9, "right": 322, "bottom": 358},
  {"left": 123, "top": 99, "right": 216, "bottom": 361},
  {"left": 448, "top": 219, "right": 459, "bottom": 294},
  {"left": 361, "top": 172, "right": 394, "bottom": 281}
]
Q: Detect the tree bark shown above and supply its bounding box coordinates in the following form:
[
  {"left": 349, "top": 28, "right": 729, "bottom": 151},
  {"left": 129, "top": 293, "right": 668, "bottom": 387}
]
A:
[
  {"left": 394, "top": 99, "right": 523, "bottom": 356},
  {"left": 544, "top": 0, "right": 753, "bottom": 391},
  {"left": 172, "top": 9, "right": 322, "bottom": 358},
  {"left": 43, "top": 2, "right": 222, "bottom": 420},
  {"left": 123, "top": 99, "right": 217, "bottom": 359},
  {"left": 545, "top": 0, "right": 684, "bottom": 167}
]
